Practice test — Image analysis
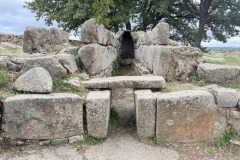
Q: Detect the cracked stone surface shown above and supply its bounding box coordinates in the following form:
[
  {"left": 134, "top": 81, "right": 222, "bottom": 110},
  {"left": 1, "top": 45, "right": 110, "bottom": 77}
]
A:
[{"left": 0, "top": 133, "right": 179, "bottom": 160}]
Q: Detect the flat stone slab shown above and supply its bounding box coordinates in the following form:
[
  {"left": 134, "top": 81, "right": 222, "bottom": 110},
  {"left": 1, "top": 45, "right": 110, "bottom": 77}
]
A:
[
  {"left": 2, "top": 93, "right": 84, "bottom": 139},
  {"left": 197, "top": 63, "right": 240, "bottom": 83},
  {"left": 86, "top": 90, "right": 111, "bottom": 138},
  {"left": 156, "top": 90, "right": 227, "bottom": 142},
  {"left": 82, "top": 76, "right": 166, "bottom": 89},
  {"left": 0, "top": 133, "right": 179, "bottom": 160}
]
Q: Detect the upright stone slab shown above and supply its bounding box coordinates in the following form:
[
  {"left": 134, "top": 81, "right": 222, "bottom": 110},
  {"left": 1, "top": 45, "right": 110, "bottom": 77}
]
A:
[
  {"left": 156, "top": 90, "right": 227, "bottom": 142},
  {"left": 86, "top": 90, "right": 111, "bottom": 138},
  {"left": 135, "top": 90, "right": 156, "bottom": 138},
  {"left": 2, "top": 93, "right": 84, "bottom": 139}
]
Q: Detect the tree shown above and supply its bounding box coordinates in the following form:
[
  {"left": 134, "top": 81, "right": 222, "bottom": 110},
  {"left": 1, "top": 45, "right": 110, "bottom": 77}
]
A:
[{"left": 25, "top": 0, "right": 240, "bottom": 48}]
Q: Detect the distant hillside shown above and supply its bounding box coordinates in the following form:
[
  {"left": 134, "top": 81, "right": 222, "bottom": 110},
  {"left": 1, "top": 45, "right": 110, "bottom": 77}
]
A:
[{"left": 207, "top": 47, "right": 240, "bottom": 53}]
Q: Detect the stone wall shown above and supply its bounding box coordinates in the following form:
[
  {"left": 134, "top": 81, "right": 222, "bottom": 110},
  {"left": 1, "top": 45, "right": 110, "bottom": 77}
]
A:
[{"left": 0, "top": 33, "right": 22, "bottom": 46}]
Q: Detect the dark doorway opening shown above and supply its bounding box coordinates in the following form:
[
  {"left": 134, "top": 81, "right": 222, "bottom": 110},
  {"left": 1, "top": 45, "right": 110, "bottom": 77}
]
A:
[{"left": 120, "top": 31, "right": 134, "bottom": 66}]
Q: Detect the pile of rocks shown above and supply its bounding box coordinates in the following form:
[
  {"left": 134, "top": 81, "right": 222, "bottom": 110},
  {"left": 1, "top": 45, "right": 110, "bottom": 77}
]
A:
[{"left": 0, "top": 33, "right": 22, "bottom": 46}]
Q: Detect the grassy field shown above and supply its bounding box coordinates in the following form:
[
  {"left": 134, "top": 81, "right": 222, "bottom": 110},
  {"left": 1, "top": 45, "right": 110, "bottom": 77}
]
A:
[{"left": 204, "top": 52, "right": 240, "bottom": 66}]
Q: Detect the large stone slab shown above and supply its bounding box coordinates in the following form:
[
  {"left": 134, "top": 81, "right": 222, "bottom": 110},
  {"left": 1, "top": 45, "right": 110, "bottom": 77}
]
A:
[
  {"left": 82, "top": 76, "right": 166, "bottom": 89},
  {"left": 81, "top": 19, "right": 116, "bottom": 47},
  {"left": 135, "top": 90, "right": 156, "bottom": 138},
  {"left": 12, "top": 56, "right": 67, "bottom": 78},
  {"left": 156, "top": 90, "right": 227, "bottom": 142},
  {"left": 135, "top": 45, "right": 203, "bottom": 81},
  {"left": 197, "top": 63, "right": 240, "bottom": 83},
  {"left": 137, "top": 22, "right": 169, "bottom": 46},
  {"left": 78, "top": 44, "right": 117, "bottom": 76},
  {"left": 207, "top": 85, "right": 240, "bottom": 108},
  {"left": 2, "top": 93, "right": 84, "bottom": 139},
  {"left": 13, "top": 67, "right": 53, "bottom": 93},
  {"left": 86, "top": 90, "right": 111, "bottom": 138},
  {"left": 23, "top": 26, "right": 69, "bottom": 53}
]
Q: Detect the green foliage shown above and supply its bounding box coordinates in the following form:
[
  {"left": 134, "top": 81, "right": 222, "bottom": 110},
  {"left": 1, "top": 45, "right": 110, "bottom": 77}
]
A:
[
  {"left": 108, "top": 107, "right": 119, "bottom": 134},
  {"left": 215, "top": 129, "right": 238, "bottom": 148},
  {"left": 53, "top": 77, "right": 86, "bottom": 96},
  {"left": 205, "top": 55, "right": 240, "bottom": 66},
  {"left": 0, "top": 70, "right": 11, "bottom": 89},
  {"left": 190, "top": 69, "right": 207, "bottom": 87},
  {"left": 221, "top": 84, "right": 240, "bottom": 90},
  {"left": 76, "top": 135, "right": 104, "bottom": 146},
  {"left": 112, "top": 55, "right": 122, "bottom": 76},
  {"left": 148, "top": 136, "right": 157, "bottom": 143}
]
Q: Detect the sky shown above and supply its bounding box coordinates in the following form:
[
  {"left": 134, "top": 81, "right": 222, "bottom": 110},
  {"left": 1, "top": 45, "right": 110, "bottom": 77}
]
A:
[{"left": 0, "top": 0, "right": 239, "bottom": 47}]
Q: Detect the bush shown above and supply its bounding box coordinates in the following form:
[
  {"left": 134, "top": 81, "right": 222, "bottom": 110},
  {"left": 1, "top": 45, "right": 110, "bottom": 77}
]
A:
[{"left": 112, "top": 55, "right": 122, "bottom": 76}]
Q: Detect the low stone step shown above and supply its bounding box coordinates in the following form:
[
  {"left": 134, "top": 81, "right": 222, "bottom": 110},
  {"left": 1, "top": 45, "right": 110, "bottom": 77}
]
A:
[
  {"left": 82, "top": 76, "right": 166, "bottom": 89},
  {"left": 197, "top": 63, "right": 240, "bottom": 83}
]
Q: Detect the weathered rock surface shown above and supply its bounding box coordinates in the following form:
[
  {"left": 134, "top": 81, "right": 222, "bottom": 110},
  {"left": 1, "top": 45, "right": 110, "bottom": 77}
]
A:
[
  {"left": 207, "top": 85, "right": 240, "bottom": 108},
  {"left": 12, "top": 56, "right": 67, "bottom": 78},
  {"left": 197, "top": 63, "right": 240, "bottom": 83},
  {"left": 81, "top": 19, "right": 116, "bottom": 47},
  {"left": 135, "top": 45, "right": 203, "bottom": 81},
  {"left": 86, "top": 90, "right": 111, "bottom": 138},
  {"left": 59, "top": 46, "right": 79, "bottom": 55},
  {"left": 82, "top": 76, "right": 166, "bottom": 89},
  {"left": 78, "top": 44, "right": 117, "bottom": 76},
  {"left": 23, "top": 26, "right": 69, "bottom": 53},
  {"left": 156, "top": 90, "right": 227, "bottom": 142},
  {"left": 135, "top": 90, "right": 156, "bottom": 138},
  {"left": 55, "top": 54, "right": 78, "bottom": 73},
  {"left": 0, "top": 56, "right": 9, "bottom": 70},
  {"left": 13, "top": 67, "right": 53, "bottom": 93},
  {"left": 2, "top": 93, "right": 84, "bottom": 139},
  {"left": 229, "top": 110, "right": 240, "bottom": 134},
  {"left": 137, "top": 22, "right": 169, "bottom": 46},
  {"left": 0, "top": 42, "right": 22, "bottom": 49}
]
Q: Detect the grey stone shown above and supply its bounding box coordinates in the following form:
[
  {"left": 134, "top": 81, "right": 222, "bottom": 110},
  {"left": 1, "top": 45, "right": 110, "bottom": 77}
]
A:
[
  {"left": 55, "top": 54, "right": 78, "bottom": 74},
  {"left": 207, "top": 85, "right": 240, "bottom": 108},
  {"left": 156, "top": 90, "right": 226, "bottom": 142},
  {"left": 23, "top": 26, "right": 69, "bottom": 53},
  {"left": 16, "top": 140, "right": 25, "bottom": 146},
  {"left": 51, "top": 138, "right": 69, "bottom": 145},
  {"left": 2, "top": 93, "right": 84, "bottom": 139},
  {"left": 12, "top": 56, "right": 67, "bottom": 79},
  {"left": 82, "top": 76, "right": 166, "bottom": 89},
  {"left": 0, "top": 56, "right": 9, "bottom": 70},
  {"left": 64, "top": 77, "right": 81, "bottom": 87},
  {"left": 229, "top": 110, "right": 240, "bottom": 134},
  {"left": 135, "top": 45, "right": 203, "bottom": 81},
  {"left": 78, "top": 44, "right": 117, "bottom": 76},
  {"left": 13, "top": 67, "right": 53, "bottom": 93},
  {"left": 197, "top": 63, "right": 240, "bottom": 83},
  {"left": 59, "top": 46, "right": 79, "bottom": 55},
  {"left": 39, "top": 140, "right": 51, "bottom": 146},
  {"left": 86, "top": 90, "right": 111, "bottom": 138},
  {"left": 137, "top": 22, "right": 169, "bottom": 46},
  {"left": 81, "top": 19, "right": 116, "bottom": 47},
  {"left": 135, "top": 90, "right": 156, "bottom": 138},
  {"left": 68, "top": 135, "right": 84, "bottom": 144}
]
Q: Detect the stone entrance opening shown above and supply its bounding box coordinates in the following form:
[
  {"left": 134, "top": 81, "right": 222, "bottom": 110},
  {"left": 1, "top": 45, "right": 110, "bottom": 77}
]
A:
[{"left": 120, "top": 31, "right": 134, "bottom": 66}]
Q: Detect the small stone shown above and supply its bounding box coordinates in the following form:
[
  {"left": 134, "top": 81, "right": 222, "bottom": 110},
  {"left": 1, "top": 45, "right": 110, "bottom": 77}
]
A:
[
  {"left": 64, "top": 77, "right": 80, "bottom": 87},
  {"left": 16, "top": 140, "right": 25, "bottom": 146},
  {"left": 51, "top": 138, "right": 68, "bottom": 145},
  {"left": 69, "top": 135, "right": 84, "bottom": 144},
  {"left": 39, "top": 140, "right": 51, "bottom": 146}
]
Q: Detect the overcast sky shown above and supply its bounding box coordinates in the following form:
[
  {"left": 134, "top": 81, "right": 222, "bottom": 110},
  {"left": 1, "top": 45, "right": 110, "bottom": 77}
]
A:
[{"left": 0, "top": 0, "right": 239, "bottom": 47}]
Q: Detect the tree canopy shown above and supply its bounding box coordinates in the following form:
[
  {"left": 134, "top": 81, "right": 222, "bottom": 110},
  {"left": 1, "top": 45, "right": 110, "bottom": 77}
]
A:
[{"left": 25, "top": 0, "right": 240, "bottom": 48}]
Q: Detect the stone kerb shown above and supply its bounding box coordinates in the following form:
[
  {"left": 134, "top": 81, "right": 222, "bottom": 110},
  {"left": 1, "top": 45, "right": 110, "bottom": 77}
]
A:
[
  {"left": 86, "top": 90, "right": 111, "bottom": 138},
  {"left": 2, "top": 93, "right": 84, "bottom": 140}
]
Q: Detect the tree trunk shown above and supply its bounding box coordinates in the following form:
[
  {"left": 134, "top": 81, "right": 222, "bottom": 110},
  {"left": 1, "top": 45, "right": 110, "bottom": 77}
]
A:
[
  {"left": 194, "top": 19, "right": 205, "bottom": 48},
  {"left": 126, "top": 21, "right": 131, "bottom": 30}
]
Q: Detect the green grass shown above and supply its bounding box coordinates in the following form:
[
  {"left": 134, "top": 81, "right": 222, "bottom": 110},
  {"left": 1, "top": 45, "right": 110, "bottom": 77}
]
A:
[
  {"left": 108, "top": 108, "right": 119, "bottom": 134},
  {"left": 215, "top": 129, "right": 238, "bottom": 148},
  {"left": 204, "top": 54, "right": 240, "bottom": 66},
  {"left": 162, "top": 82, "right": 196, "bottom": 93},
  {"left": 0, "top": 48, "right": 21, "bottom": 55},
  {"left": 76, "top": 135, "right": 104, "bottom": 146},
  {"left": 148, "top": 136, "right": 157, "bottom": 143},
  {"left": 53, "top": 77, "right": 87, "bottom": 96},
  {"left": 54, "top": 45, "right": 64, "bottom": 52},
  {"left": 112, "top": 55, "right": 122, "bottom": 76},
  {"left": 72, "top": 72, "right": 84, "bottom": 81},
  {"left": 189, "top": 70, "right": 207, "bottom": 87},
  {"left": 221, "top": 84, "right": 240, "bottom": 90}
]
